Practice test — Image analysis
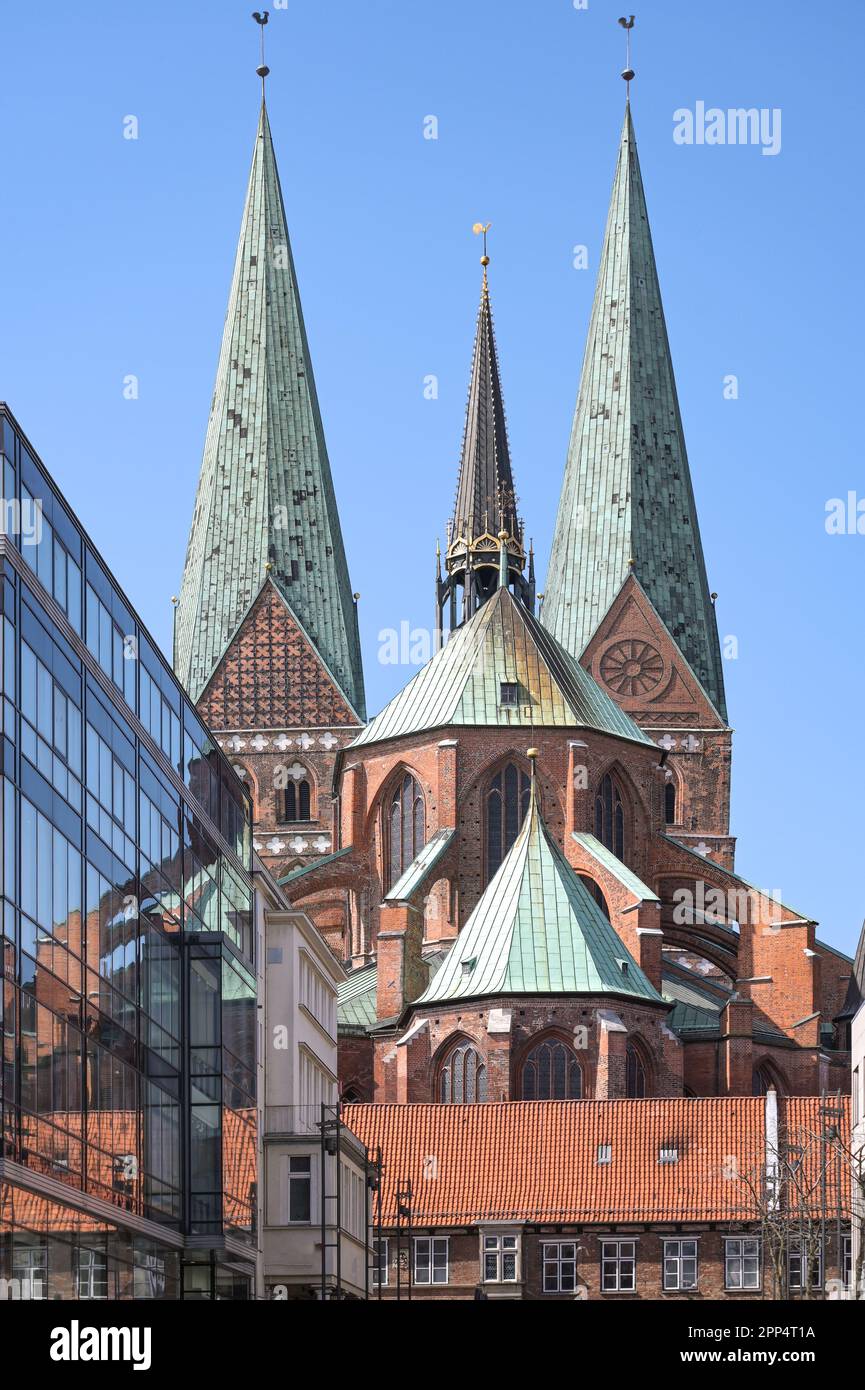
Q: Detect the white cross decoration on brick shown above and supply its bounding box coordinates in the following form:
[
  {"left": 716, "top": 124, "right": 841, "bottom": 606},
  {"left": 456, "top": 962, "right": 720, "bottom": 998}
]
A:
[
  {"left": 231, "top": 764, "right": 248, "bottom": 780},
  {"left": 227, "top": 735, "right": 246, "bottom": 752},
  {"left": 250, "top": 734, "right": 269, "bottom": 752},
  {"left": 274, "top": 734, "right": 293, "bottom": 752},
  {"left": 694, "top": 841, "right": 713, "bottom": 857},
  {"left": 312, "top": 836, "right": 331, "bottom": 853},
  {"left": 286, "top": 761, "right": 307, "bottom": 782},
  {"left": 681, "top": 734, "right": 701, "bottom": 753},
  {"left": 319, "top": 732, "right": 338, "bottom": 750},
  {"left": 289, "top": 837, "right": 307, "bottom": 854},
  {"left": 265, "top": 837, "right": 286, "bottom": 855},
  {"left": 658, "top": 734, "right": 677, "bottom": 752},
  {"left": 297, "top": 733, "right": 314, "bottom": 751},
  {"left": 252, "top": 840, "right": 263, "bottom": 853}
]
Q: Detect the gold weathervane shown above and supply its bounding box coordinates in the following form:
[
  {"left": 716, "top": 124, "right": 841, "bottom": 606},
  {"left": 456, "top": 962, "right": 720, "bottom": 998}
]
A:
[{"left": 472, "top": 221, "right": 492, "bottom": 269}]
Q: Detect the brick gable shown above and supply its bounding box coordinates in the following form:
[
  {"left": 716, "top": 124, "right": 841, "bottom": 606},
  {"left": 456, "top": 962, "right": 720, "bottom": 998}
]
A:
[{"left": 197, "top": 579, "right": 360, "bottom": 730}]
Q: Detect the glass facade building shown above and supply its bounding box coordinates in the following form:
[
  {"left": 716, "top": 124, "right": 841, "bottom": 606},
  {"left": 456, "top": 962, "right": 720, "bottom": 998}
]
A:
[{"left": 0, "top": 405, "right": 258, "bottom": 1299}]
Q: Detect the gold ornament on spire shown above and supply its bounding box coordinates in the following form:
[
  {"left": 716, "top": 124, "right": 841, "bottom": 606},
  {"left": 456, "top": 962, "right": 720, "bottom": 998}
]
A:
[{"left": 473, "top": 222, "right": 492, "bottom": 289}]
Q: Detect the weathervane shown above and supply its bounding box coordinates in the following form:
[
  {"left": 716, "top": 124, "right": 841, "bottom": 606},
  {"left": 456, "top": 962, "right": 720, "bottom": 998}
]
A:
[
  {"left": 618, "top": 15, "right": 635, "bottom": 95},
  {"left": 472, "top": 221, "right": 491, "bottom": 287},
  {"left": 252, "top": 11, "right": 270, "bottom": 84}
]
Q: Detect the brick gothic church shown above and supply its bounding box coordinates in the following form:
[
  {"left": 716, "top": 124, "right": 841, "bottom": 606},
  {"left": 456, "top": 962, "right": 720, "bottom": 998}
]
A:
[{"left": 174, "top": 88, "right": 853, "bottom": 1108}]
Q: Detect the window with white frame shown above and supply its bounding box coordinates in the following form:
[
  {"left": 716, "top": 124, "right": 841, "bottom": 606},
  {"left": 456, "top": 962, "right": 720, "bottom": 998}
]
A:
[
  {"left": 663, "top": 1239, "right": 698, "bottom": 1291},
  {"left": 299, "top": 1050, "right": 336, "bottom": 1115},
  {"left": 482, "top": 1233, "right": 519, "bottom": 1283},
  {"left": 341, "top": 1161, "right": 366, "bottom": 1242},
  {"left": 600, "top": 1240, "right": 636, "bottom": 1292},
  {"left": 788, "top": 1238, "right": 822, "bottom": 1291},
  {"left": 287, "top": 1155, "right": 312, "bottom": 1223},
  {"left": 725, "top": 1237, "right": 761, "bottom": 1290},
  {"left": 76, "top": 1248, "right": 109, "bottom": 1300},
  {"left": 414, "top": 1237, "right": 448, "bottom": 1285},
  {"left": 542, "top": 1242, "right": 577, "bottom": 1294},
  {"left": 373, "top": 1238, "right": 389, "bottom": 1287},
  {"left": 300, "top": 953, "right": 336, "bottom": 1038}
]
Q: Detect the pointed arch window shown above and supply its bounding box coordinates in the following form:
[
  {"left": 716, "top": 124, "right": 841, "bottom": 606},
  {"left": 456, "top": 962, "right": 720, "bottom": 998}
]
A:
[
  {"left": 664, "top": 780, "right": 677, "bottom": 825},
  {"left": 626, "top": 1040, "right": 647, "bottom": 1098},
  {"left": 283, "top": 778, "right": 312, "bottom": 823},
  {"left": 595, "top": 773, "right": 626, "bottom": 861},
  {"left": 752, "top": 1064, "right": 783, "bottom": 1097},
  {"left": 486, "top": 762, "right": 531, "bottom": 883},
  {"left": 439, "top": 1040, "right": 487, "bottom": 1104},
  {"left": 387, "top": 773, "right": 425, "bottom": 889},
  {"left": 521, "top": 1039, "right": 582, "bottom": 1101}
]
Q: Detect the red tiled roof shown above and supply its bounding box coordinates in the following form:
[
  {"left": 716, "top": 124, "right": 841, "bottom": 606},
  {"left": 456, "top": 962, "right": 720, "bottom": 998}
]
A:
[{"left": 343, "top": 1097, "right": 850, "bottom": 1226}]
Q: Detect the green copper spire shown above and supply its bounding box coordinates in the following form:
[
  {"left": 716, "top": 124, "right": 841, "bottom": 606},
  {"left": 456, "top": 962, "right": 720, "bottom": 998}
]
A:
[
  {"left": 175, "top": 98, "right": 365, "bottom": 717},
  {"left": 543, "top": 105, "right": 726, "bottom": 720},
  {"left": 416, "top": 766, "right": 662, "bottom": 1005}
]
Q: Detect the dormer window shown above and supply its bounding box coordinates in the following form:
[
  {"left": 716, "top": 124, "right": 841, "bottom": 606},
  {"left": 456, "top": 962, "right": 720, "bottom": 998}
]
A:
[
  {"left": 499, "top": 681, "right": 519, "bottom": 707},
  {"left": 659, "top": 1146, "right": 679, "bottom": 1164}
]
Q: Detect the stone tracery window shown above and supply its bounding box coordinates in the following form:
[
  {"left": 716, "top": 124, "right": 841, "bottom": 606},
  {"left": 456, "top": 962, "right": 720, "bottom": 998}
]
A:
[
  {"left": 626, "top": 1039, "right": 647, "bottom": 1098},
  {"left": 387, "top": 773, "right": 425, "bottom": 889},
  {"left": 595, "top": 772, "right": 626, "bottom": 861},
  {"left": 485, "top": 762, "right": 531, "bottom": 883},
  {"left": 439, "top": 1039, "right": 487, "bottom": 1104},
  {"left": 521, "top": 1038, "right": 582, "bottom": 1101}
]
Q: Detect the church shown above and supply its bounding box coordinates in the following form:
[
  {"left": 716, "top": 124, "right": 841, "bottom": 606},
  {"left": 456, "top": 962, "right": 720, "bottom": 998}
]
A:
[{"left": 173, "top": 72, "right": 852, "bottom": 1108}]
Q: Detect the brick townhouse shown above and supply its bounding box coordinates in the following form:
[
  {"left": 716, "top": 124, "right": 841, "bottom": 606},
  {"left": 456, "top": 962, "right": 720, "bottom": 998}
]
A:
[{"left": 344, "top": 1095, "right": 851, "bottom": 1301}]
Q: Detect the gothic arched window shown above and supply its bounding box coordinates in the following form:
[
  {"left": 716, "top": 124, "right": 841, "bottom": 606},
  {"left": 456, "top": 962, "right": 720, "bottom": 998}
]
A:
[
  {"left": 664, "top": 779, "right": 677, "bottom": 825},
  {"left": 752, "top": 1064, "right": 783, "bottom": 1096},
  {"left": 521, "top": 1039, "right": 582, "bottom": 1101},
  {"left": 486, "top": 762, "right": 531, "bottom": 882},
  {"left": 439, "top": 1040, "right": 487, "bottom": 1104},
  {"left": 595, "top": 773, "right": 626, "bottom": 861},
  {"left": 626, "top": 1040, "right": 647, "bottom": 1098},
  {"left": 387, "top": 773, "right": 425, "bottom": 888},
  {"left": 283, "top": 778, "right": 312, "bottom": 823}
]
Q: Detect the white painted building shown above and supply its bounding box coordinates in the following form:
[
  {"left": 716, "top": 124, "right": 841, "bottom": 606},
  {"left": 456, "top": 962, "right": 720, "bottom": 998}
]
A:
[{"left": 259, "top": 884, "right": 371, "bottom": 1300}]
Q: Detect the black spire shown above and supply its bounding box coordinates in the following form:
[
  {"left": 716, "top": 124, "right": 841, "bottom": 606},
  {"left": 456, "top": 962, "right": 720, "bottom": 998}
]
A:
[{"left": 437, "top": 230, "right": 533, "bottom": 634}]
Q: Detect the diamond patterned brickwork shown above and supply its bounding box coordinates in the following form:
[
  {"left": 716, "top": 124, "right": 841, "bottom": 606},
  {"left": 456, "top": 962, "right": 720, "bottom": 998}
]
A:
[{"left": 198, "top": 580, "right": 360, "bottom": 731}]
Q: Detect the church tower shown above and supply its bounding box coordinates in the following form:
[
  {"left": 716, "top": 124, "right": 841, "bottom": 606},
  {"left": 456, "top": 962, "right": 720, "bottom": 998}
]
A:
[
  {"left": 542, "top": 95, "right": 733, "bottom": 867},
  {"left": 175, "top": 61, "right": 365, "bottom": 938}
]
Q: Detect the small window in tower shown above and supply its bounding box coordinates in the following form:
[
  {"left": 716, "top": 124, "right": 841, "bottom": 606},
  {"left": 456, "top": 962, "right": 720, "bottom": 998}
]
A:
[
  {"left": 664, "top": 779, "right": 677, "bottom": 825},
  {"left": 499, "top": 682, "right": 519, "bottom": 707}
]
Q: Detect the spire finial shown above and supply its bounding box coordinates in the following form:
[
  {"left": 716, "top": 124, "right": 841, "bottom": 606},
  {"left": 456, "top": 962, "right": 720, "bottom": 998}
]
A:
[
  {"left": 618, "top": 15, "right": 635, "bottom": 97},
  {"left": 253, "top": 11, "right": 270, "bottom": 89},
  {"left": 473, "top": 221, "right": 492, "bottom": 292}
]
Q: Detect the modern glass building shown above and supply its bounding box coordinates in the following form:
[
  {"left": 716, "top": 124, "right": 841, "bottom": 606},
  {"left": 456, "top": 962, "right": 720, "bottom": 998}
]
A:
[{"left": 0, "top": 404, "right": 259, "bottom": 1299}]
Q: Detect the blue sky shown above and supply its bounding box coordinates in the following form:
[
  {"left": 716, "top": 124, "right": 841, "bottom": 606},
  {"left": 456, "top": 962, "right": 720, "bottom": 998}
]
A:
[{"left": 1, "top": 1, "right": 862, "bottom": 954}]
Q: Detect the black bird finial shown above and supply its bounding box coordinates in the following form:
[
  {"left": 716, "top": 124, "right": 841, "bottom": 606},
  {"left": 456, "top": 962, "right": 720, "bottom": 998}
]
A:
[
  {"left": 252, "top": 11, "right": 270, "bottom": 82},
  {"left": 618, "top": 15, "right": 636, "bottom": 93}
]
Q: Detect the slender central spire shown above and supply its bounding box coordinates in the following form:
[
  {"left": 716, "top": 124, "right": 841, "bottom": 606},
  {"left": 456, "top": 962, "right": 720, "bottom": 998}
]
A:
[{"left": 436, "top": 228, "right": 534, "bottom": 634}]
